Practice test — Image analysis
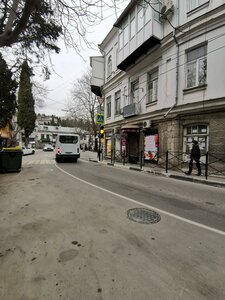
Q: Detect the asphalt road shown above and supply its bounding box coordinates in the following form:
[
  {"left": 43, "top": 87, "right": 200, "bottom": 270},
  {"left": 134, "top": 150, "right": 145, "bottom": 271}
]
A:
[{"left": 0, "top": 150, "right": 225, "bottom": 300}]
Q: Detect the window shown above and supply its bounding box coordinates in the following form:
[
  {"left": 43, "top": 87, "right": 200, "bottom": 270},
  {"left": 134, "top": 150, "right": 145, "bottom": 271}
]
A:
[
  {"left": 144, "top": 3, "right": 151, "bottom": 24},
  {"left": 137, "top": 7, "right": 144, "bottom": 31},
  {"left": 186, "top": 44, "right": 207, "bottom": 88},
  {"left": 106, "top": 96, "right": 111, "bottom": 118},
  {"left": 187, "top": 0, "right": 208, "bottom": 11},
  {"left": 115, "top": 91, "right": 121, "bottom": 115},
  {"left": 107, "top": 55, "right": 112, "bottom": 77},
  {"left": 59, "top": 135, "right": 78, "bottom": 144},
  {"left": 184, "top": 124, "right": 208, "bottom": 158},
  {"left": 130, "top": 80, "right": 139, "bottom": 103},
  {"left": 123, "top": 17, "right": 129, "bottom": 45},
  {"left": 119, "top": 32, "right": 123, "bottom": 49},
  {"left": 153, "top": 0, "right": 162, "bottom": 21},
  {"left": 147, "top": 69, "right": 158, "bottom": 104},
  {"left": 130, "top": 17, "right": 136, "bottom": 38}
]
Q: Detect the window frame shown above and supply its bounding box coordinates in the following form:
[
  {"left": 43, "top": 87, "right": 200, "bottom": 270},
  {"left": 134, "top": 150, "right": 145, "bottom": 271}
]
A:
[
  {"left": 107, "top": 55, "right": 112, "bottom": 78},
  {"left": 187, "top": 0, "right": 208, "bottom": 12},
  {"left": 114, "top": 90, "right": 121, "bottom": 116},
  {"left": 130, "top": 80, "right": 139, "bottom": 104},
  {"left": 183, "top": 124, "right": 208, "bottom": 161},
  {"left": 186, "top": 44, "right": 207, "bottom": 89},
  {"left": 106, "top": 96, "right": 111, "bottom": 118},
  {"left": 147, "top": 69, "right": 158, "bottom": 104}
]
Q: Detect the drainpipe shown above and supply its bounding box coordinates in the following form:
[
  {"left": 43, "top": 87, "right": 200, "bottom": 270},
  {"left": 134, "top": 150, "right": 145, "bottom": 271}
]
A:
[{"left": 164, "top": 0, "right": 180, "bottom": 118}]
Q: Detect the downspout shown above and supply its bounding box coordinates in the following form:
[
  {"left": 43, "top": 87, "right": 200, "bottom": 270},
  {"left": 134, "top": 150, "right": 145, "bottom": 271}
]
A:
[{"left": 164, "top": 0, "right": 180, "bottom": 118}]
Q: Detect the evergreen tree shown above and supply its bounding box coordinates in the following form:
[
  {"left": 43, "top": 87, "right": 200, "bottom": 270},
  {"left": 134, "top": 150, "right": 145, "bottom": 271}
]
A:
[
  {"left": 17, "top": 60, "right": 36, "bottom": 145},
  {"left": 0, "top": 53, "right": 17, "bottom": 127}
]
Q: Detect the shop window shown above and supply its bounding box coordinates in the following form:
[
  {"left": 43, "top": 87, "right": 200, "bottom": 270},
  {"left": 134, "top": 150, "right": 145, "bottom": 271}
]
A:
[
  {"left": 147, "top": 69, "right": 158, "bottom": 104},
  {"left": 115, "top": 90, "right": 121, "bottom": 116},
  {"left": 106, "top": 96, "right": 111, "bottom": 118},
  {"left": 186, "top": 44, "right": 207, "bottom": 88},
  {"left": 184, "top": 124, "right": 208, "bottom": 160}
]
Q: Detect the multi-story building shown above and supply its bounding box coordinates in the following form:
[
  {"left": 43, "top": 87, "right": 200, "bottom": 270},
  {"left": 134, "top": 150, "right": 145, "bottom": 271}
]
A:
[{"left": 90, "top": 0, "right": 225, "bottom": 166}]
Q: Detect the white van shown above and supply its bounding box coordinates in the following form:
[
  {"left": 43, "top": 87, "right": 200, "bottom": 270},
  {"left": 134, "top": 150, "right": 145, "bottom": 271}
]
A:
[{"left": 55, "top": 134, "right": 80, "bottom": 162}]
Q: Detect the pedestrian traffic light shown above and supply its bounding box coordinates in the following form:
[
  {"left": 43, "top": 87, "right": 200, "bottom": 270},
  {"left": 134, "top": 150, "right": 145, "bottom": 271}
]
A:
[{"left": 100, "top": 125, "right": 104, "bottom": 138}]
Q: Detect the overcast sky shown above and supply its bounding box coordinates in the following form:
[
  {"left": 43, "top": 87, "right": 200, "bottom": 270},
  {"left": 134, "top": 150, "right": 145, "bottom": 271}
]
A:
[{"left": 36, "top": 1, "right": 130, "bottom": 118}]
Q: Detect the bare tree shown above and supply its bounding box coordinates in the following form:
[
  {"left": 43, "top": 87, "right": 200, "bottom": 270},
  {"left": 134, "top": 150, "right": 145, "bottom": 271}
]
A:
[
  {"left": 68, "top": 70, "right": 98, "bottom": 136},
  {"left": 32, "top": 81, "right": 49, "bottom": 109},
  {"left": 0, "top": 0, "right": 127, "bottom": 53}
]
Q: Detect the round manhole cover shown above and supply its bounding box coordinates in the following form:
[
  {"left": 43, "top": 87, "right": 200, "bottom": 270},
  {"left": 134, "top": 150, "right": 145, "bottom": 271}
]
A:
[{"left": 127, "top": 208, "right": 161, "bottom": 224}]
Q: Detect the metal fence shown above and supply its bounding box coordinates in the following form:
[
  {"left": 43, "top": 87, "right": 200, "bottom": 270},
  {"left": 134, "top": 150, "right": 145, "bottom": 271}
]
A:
[{"left": 107, "top": 149, "right": 225, "bottom": 180}]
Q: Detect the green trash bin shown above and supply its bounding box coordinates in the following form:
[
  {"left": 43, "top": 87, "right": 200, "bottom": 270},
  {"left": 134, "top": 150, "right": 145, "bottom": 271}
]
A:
[{"left": 0, "top": 146, "right": 23, "bottom": 173}]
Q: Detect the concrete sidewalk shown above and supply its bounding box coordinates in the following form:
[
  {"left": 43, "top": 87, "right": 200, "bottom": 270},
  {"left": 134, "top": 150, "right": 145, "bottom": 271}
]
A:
[{"left": 80, "top": 150, "right": 225, "bottom": 189}]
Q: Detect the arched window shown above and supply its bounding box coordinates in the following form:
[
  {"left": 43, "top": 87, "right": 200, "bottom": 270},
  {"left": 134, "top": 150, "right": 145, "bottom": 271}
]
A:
[{"left": 107, "top": 55, "right": 112, "bottom": 78}]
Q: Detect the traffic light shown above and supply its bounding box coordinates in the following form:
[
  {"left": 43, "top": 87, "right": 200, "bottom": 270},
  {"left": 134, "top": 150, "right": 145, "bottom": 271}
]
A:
[{"left": 100, "top": 125, "right": 104, "bottom": 138}]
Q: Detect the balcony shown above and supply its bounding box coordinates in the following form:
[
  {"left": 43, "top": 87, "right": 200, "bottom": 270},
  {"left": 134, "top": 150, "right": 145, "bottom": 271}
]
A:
[
  {"left": 123, "top": 103, "right": 140, "bottom": 118},
  {"left": 90, "top": 56, "right": 104, "bottom": 97},
  {"left": 114, "top": 4, "right": 162, "bottom": 72}
]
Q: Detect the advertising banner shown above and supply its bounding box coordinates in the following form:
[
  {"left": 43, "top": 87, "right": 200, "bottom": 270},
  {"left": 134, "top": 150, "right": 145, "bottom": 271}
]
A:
[{"left": 144, "top": 134, "right": 158, "bottom": 162}]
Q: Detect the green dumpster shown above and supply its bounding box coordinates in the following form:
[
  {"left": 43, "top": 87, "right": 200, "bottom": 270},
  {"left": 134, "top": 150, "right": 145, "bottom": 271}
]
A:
[{"left": 0, "top": 146, "right": 23, "bottom": 173}]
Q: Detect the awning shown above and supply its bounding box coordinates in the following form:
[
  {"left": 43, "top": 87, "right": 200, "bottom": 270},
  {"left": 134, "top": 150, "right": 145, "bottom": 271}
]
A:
[{"left": 121, "top": 123, "right": 140, "bottom": 132}]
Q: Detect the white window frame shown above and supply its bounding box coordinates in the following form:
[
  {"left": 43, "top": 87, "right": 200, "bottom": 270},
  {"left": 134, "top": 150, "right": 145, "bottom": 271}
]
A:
[
  {"left": 119, "top": 31, "right": 123, "bottom": 50},
  {"left": 187, "top": 0, "right": 208, "bottom": 11},
  {"left": 130, "top": 17, "right": 136, "bottom": 38},
  {"left": 147, "top": 69, "right": 158, "bottom": 104},
  {"left": 115, "top": 90, "right": 121, "bottom": 116},
  {"left": 130, "top": 80, "right": 139, "bottom": 104},
  {"left": 153, "top": 0, "right": 162, "bottom": 21},
  {"left": 186, "top": 44, "right": 207, "bottom": 89},
  {"left": 107, "top": 55, "right": 112, "bottom": 78},
  {"left": 183, "top": 124, "right": 208, "bottom": 162},
  {"left": 106, "top": 96, "right": 111, "bottom": 118},
  {"left": 137, "top": 6, "right": 144, "bottom": 31}
]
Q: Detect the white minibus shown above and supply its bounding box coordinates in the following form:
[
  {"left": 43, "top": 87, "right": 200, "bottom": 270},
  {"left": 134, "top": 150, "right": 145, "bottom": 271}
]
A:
[{"left": 55, "top": 134, "right": 80, "bottom": 162}]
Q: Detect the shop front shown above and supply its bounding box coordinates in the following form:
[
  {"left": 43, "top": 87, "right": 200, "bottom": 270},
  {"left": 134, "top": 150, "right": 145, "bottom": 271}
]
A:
[{"left": 121, "top": 124, "right": 140, "bottom": 164}]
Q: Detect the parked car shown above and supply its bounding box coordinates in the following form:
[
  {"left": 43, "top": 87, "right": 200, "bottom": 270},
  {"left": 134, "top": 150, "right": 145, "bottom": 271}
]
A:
[
  {"left": 43, "top": 144, "right": 54, "bottom": 151},
  {"left": 22, "top": 146, "right": 35, "bottom": 156}
]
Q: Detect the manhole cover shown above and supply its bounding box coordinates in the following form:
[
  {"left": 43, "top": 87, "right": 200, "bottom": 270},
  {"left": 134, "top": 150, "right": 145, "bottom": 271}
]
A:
[{"left": 127, "top": 208, "right": 161, "bottom": 224}]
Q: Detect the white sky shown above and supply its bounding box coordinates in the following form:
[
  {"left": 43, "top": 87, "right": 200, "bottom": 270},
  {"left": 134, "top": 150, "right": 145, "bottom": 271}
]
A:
[{"left": 36, "top": 1, "right": 130, "bottom": 118}]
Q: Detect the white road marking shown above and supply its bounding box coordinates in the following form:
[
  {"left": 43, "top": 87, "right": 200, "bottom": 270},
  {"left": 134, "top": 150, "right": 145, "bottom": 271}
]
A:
[
  {"left": 55, "top": 163, "right": 225, "bottom": 236},
  {"left": 23, "top": 160, "right": 55, "bottom": 165}
]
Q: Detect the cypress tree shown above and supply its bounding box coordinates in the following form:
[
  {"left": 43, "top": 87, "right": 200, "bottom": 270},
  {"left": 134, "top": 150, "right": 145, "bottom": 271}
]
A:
[
  {"left": 0, "top": 53, "right": 17, "bottom": 127},
  {"left": 17, "top": 60, "right": 36, "bottom": 145}
]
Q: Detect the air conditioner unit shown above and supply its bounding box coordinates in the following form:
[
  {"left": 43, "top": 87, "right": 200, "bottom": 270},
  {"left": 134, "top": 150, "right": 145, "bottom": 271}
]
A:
[
  {"left": 143, "top": 120, "right": 151, "bottom": 128},
  {"left": 160, "top": 0, "right": 174, "bottom": 22}
]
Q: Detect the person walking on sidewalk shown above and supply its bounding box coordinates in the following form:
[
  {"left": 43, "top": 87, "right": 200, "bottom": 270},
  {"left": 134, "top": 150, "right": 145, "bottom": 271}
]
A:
[{"left": 185, "top": 140, "right": 201, "bottom": 176}]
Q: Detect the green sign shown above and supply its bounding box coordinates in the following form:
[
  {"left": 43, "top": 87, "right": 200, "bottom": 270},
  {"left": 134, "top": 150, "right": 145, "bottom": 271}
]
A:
[{"left": 96, "top": 114, "right": 105, "bottom": 124}]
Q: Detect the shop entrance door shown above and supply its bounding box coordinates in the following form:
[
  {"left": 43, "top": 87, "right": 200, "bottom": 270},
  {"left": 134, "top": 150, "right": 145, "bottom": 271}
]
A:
[{"left": 128, "top": 133, "right": 139, "bottom": 163}]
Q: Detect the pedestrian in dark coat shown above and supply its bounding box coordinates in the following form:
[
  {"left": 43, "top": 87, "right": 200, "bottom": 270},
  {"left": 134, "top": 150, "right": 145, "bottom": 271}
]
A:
[{"left": 186, "top": 140, "right": 201, "bottom": 176}]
